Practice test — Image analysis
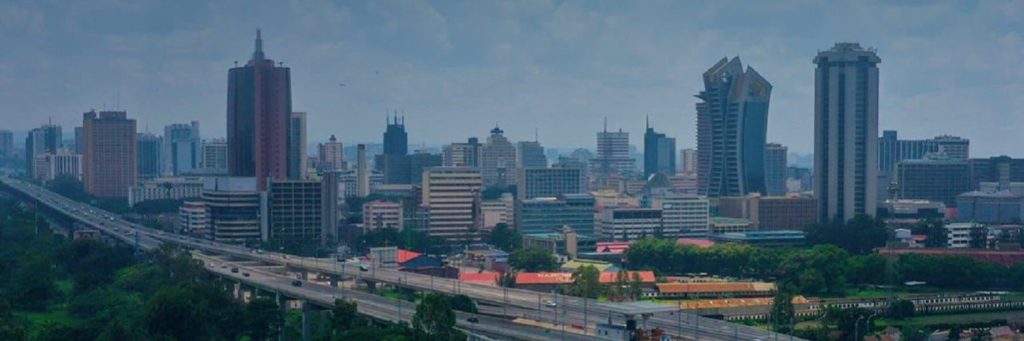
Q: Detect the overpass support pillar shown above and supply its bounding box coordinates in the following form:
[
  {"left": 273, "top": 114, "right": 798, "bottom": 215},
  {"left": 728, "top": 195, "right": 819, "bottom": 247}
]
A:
[
  {"left": 301, "top": 301, "right": 313, "bottom": 341},
  {"left": 329, "top": 274, "right": 338, "bottom": 287},
  {"left": 365, "top": 280, "right": 377, "bottom": 293}
]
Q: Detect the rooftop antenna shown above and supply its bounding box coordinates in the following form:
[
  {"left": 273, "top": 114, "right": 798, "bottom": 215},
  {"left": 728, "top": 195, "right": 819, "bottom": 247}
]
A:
[
  {"left": 253, "top": 29, "right": 265, "bottom": 60},
  {"left": 534, "top": 127, "right": 539, "bottom": 142},
  {"left": 603, "top": 117, "right": 608, "bottom": 133},
  {"left": 646, "top": 114, "right": 649, "bottom": 130}
]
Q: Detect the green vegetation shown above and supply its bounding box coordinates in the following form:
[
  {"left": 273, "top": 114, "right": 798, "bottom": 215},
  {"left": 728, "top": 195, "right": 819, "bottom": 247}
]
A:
[
  {"left": 412, "top": 293, "right": 463, "bottom": 340},
  {"left": 509, "top": 247, "right": 559, "bottom": 272},
  {"left": 804, "top": 214, "right": 889, "bottom": 254},
  {"left": 487, "top": 223, "right": 521, "bottom": 252},
  {"left": 354, "top": 227, "right": 449, "bottom": 254},
  {"left": 570, "top": 265, "right": 601, "bottom": 298}
]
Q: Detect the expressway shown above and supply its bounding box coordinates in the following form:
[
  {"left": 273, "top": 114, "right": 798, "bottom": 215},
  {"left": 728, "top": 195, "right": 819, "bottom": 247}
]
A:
[{"left": 1, "top": 177, "right": 799, "bottom": 341}]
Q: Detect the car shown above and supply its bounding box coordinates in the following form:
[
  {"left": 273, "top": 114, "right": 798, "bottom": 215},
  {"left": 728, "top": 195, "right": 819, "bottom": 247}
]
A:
[
  {"left": 359, "top": 264, "right": 370, "bottom": 272},
  {"left": 544, "top": 300, "right": 557, "bottom": 308},
  {"left": 231, "top": 267, "right": 239, "bottom": 273},
  {"left": 291, "top": 280, "right": 302, "bottom": 287},
  {"left": 221, "top": 265, "right": 227, "bottom": 269},
  {"left": 242, "top": 272, "right": 250, "bottom": 277},
  {"left": 466, "top": 317, "right": 479, "bottom": 323}
]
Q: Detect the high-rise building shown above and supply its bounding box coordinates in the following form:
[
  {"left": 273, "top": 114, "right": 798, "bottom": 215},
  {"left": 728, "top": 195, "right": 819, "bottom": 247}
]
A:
[
  {"left": 0, "top": 130, "right": 13, "bottom": 158},
  {"left": 33, "top": 149, "right": 82, "bottom": 182},
  {"left": 164, "top": 121, "right": 200, "bottom": 176},
  {"left": 201, "top": 139, "right": 228, "bottom": 173},
  {"left": 127, "top": 177, "right": 204, "bottom": 207},
  {"left": 897, "top": 157, "right": 971, "bottom": 207},
  {"left": 227, "top": 30, "right": 292, "bottom": 190},
  {"left": 317, "top": 134, "right": 344, "bottom": 172},
  {"left": 516, "top": 194, "right": 595, "bottom": 236},
  {"left": 516, "top": 141, "right": 547, "bottom": 169},
  {"left": 649, "top": 194, "right": 709, "bottom": 237},
  {"left": 718, "top": 194, "right": 817, "bottom": 231},
  {"left": 968, "top": 156, "right": 1024, "bottom": 190},
  {"left": 383, "top": 114, "right": 408, "bottom": 157},
  {"left": 643, "top": 118, "right": 676, "bottom": 178},
  {"left": 265, "top": 179, "right": 322, "bottom": 246},
  {"left": 764, "top": 143, "right": 788, "bottom": 196},
  {"left": 878, "top": 130, "right": 970, "bottom": 178},
  {"left": 591, "top": 123, "right": 635, "bottom": 184},
  {"left": 288, "top": 111, "right": 308, "bottom": 179},
  {"left": 137, "top": 133, "right": 163, "bottom": 179},
  {"left": 356, "top": 144, "right": 369, "bottom": 197},
  {"left": 82, "top": 111, "right": 137, "bottom": 198},
  {"left": 25, "top": 124, "right": 62, "bottom": 178},
  {"left": 679, "top": 148, "right": 697, "bottom": 175},
  {"left": 934, "top": 135, "right": 970, "bottom": 160},
  {"left": 407, "top": 151, "right": 442, "bottom": 185},
  {"left": 517, "top": 167, "right": 583, "bottom": 200},
  {"left": 203, "top": 177, "right": 261, "bottom": 244},
  {"left": 479, "top": 126, "right": 517, "bottom": 187},
  {"left": 442, "top": 137, "right": 480, "bottom": 167},
  {"left": 814, "top": 43, "right": 880, "bottom": 222},
  {"left": 421, "top": 167, "right": 482, "bottom": 243},
  {"left": 596, "top": 208, "right": 663, "bottom": 241},
  {"left": 553, "top": 156, "right": 590, "bottom": 193},
  {"left": 74, "top": 127, "right": 84, "bottom": 154},
  {"left": 696, "top": 57, "right": 771, "bottom": 197}
]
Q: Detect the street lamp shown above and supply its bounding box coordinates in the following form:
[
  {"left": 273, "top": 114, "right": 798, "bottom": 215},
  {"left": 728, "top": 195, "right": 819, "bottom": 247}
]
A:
[
  {"left": 865, "top": 312, "right": 880, "bottom": 340},
  {"left": 854, "top": 315, "right": 866, "bottom": 341}
]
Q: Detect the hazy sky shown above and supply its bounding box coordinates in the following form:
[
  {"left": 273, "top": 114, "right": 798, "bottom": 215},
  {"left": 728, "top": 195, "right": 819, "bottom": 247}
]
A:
[{"left": 1, "top": 1, "right": 1022, "bottom": 156}]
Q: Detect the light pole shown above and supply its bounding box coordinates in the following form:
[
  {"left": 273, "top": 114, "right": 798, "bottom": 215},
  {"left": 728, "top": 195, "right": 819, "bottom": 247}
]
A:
[
  {"left": 854, "top": 315, "right": 865, "bottom": 341},
  {"left": 865, "top": 312, "right": 879, "bottom": 340}
]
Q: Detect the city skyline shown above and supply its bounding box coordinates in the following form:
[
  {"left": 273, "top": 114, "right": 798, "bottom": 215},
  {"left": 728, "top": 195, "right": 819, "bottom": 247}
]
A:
[{"left": 1, "top": 2, "right": 1022, "bottom": 157}]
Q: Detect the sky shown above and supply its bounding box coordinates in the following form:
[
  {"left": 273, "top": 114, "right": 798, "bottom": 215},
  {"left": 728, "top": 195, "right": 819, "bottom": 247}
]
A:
[{"left": 1, "top": 0, "right": 1022, "bottom": 156}]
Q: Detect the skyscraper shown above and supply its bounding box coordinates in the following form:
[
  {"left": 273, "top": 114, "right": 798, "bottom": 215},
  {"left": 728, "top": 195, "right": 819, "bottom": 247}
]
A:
[
  {"left": 516, "top": 141, "right": 547, "bottom": 169},
  {"left": 317, "top": 134, "right": 344, "bottom": 172},
  {"left": 764, "top": 143, "right": 788, "bottom": 196},
  {"left": 643, "top": 117, "right": 676, "bottom": 178},
  {"left": 0, "top": 130, "right": 13, "bottom": 158},
  {"left": 25, "top": 123, "right": 62, "bottom": 178},
  {"left": 878, "top": 130, "right": 969, "bottom": 178},
  {"left": 201, "top": 139, "right": 228, "bottom": 172},
  {"left": 74, "top": 127, "right": 84, "bottom": 154},
  {"left": 422, "top": 167, "right": 482, "bottom": 243},
  {"left": 591, "top": 123, "right": 634, "bottom": 183},
  {"left": 83, "top": 110, "right": 137, "bottom": 198},
  {"left": 442, "top": 137, "right": 480, "bottom": 167},
  {"left": 814, "top": 43, "right": 880, "bottom": 222},
  {"left": 695, "top": 57, "right": 771, "bottom": 197},
  {"left": 289, "top": 111, "right": 307, "bottom": 179},
  {"left": 137, "top": 133, "right": 163, "bottom": 179},
  {"left": 383, "top": 114, "right": 408, "bottom": 157},
  {"left": 479, "top": 126, "right": 517, "bottom": 187},
  {"left": 356, "top": 144, "right": 369, "bottom": 197},
  {"left": 227, "top": 30, "right": 292, "bottom": 190},
  {"left": 164, "top": 121, "right": 200, "bottom": 176}
]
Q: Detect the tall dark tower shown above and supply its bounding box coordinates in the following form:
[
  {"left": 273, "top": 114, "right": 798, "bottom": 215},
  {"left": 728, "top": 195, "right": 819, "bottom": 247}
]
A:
[
  {"left": 383, "top": 113, "right": 408, "bottom": 156},
  {"left": 643, "top": 116, "right": 676, "bottom": 178},
  {"left": 227, "top": 30, "right": 293, "bottom": 190}
]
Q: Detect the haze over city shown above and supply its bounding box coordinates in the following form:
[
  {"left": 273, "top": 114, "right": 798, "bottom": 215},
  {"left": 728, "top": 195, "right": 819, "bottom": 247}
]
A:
[{"left": 1, "top": 1, "right": 1022, "bottom": 155}]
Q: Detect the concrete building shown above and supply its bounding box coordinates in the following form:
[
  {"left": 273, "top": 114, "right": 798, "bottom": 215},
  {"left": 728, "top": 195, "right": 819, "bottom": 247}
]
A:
[
  {"left": 317, "top": 134, "right": 344, "bottom": 172},
  {"left": 696, "top": 57, "right": 771, "bottom": 197},
  {"left": 321, "top": 170, "right": 340, "bottom": 244},
  {"left": 288, "top": 112, "right": 307, "bottom": 179},
  {"left": 814, "top": 42, "right": 880, "bottom": 222},
  {"left": 480, "top": 126, "right": 517, "bottom": 187},
  {"left": 680, "top": 148, "right": 697, "bottom": 175},
  {"left": 178, "top": 200, "right": 208, "bottom": 237},
  {"left": 517, "top": 167, "right": 584, "bottom": 200},
  {"left": 442, "top": 137, "right": 480, "bottom": 167},
  {"left": 82, "top": 110, "right": 137, "bottom": 198},
  {"left": 0, "top": 130, "right": 13, "bottom": 158},
  {"left": 356, "top": 144, "right": 369, "bottom": 197},
  {"left": 649, "top": 194, "right": 709, "bottom": 237},
  {"left": 74, "top": 127, "right": 84, "bottom": 154},
  {"left": 516, "top": 140, "right": 547, "bottom": 169},
  {"left": 897, "top": 157, "right": 971, "bottom": 207},
  {"left": 480, "top": 193, "right": 514, "bottom": 231},
  {"left": 957, "top": 190, "right": 1024, "bottom": 224},
  {"left": 879, "top": 131, "right": 971, "bottom": 178},
  {"left": 522, "top": 228, "right": 597, "bottom": 259},
  {"left": 969, "top": 156, "right": 1024, "bottom": 190},
  {"left": 164, "top": 121, "right": 200, "bottom": 176},
  {"left": 597, "top": 207, "right": 663, "bottom": 241},
  {"left": 934, "top": 135, "right": 970, "bottom": 160},
  {"left": 25, "top": 124, "right": 62, "bottom": 178},
  {"left": 718, "top": 194, "right": 817, "bottom": 231},
  {"left": 945, "top": 223, "right": 983, "bottom": 249},
  {"left": 708, "top": 217, "right": 755, "bottom": 234},
  {"left": 516, "top": 194, "right": 596, "bottom": 236},
  {"left": 33, "top": 149, "right": 82, "bottom": 182},
  {"left": 421, "top": 167, "right": 483, "bottom": 243},
  {"left": 591, "top": 126, "right": 635, "bottom": 183},
  {"left": 363, "top": 200, "right": 403, "bottom": 231},
  {"left": 764, "top": 143, "right": 788, "bottom": 196},
  {"left": 203, "top": 177, "right": 261, "bottom": 244},
  {"left": 137, "top": 133, "right": 163, "bottom": 179},
  {"left": 264, "top": 179, "right": 323, "bottom": 246},
  {"left": 338, "top": 169, "right": 382, "bottom": 198},
  {"left": 201, "top": 139, "right": 228, "bottom": 173},
  {"left": 127, "top": 177, "right": 204, "bottom": 207},
  {"left": 643, "top": 118, "right": 676, "bottom": 178},
  {"left": 383, "top": 114, "right": 408, "bottom": 158},
  {"left": 227, "top": 31, "right": 292, "bottom": 190},
  {"left": 709, "top": 230, "right": 805, "bottom": 247}
]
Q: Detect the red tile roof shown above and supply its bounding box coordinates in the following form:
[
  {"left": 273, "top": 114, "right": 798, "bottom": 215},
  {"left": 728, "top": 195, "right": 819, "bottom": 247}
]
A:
[
  {"left": 515, "top": 271, "right": 656, "bottom": 285},
  {"left": 599, "top": 271, "right": 656, "bottom": 284},
  {"left": 459, "top": 272, "right": 499, "bottom": 284},
  {"left": 676, "top": 238, "right": 716, "bottom": 248},
  {"left": 397, "top": 249, "right": 421, "bottom": 264},
  {"left": 595, "top": 241, "right": 633, "bottom": 254}
]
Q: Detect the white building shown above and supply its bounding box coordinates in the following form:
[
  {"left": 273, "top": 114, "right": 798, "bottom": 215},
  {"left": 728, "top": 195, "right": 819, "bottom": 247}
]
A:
[
  {"left": 201, "top": 139, "right": 228, "bottom": 172},
  {"left": 479, "top": 127, "right": 517, "bottom": 187},
  {"left": 597, "top": 207, "right": 663, "bottom": 241},
  {"left": 362, "top": 200, "right": 403, "bottom": 231},
  {"left": 481, "top": 193, "right": 514, "bottom": 231},
  {"left": 945, "top": 222, "right": 982, "bottom": 249},
  {"left": 178, "top": 200, "right": 208, "bottom": 237},
  {"left": 422, "top": 167, "right": 482, "bottom": 242},
  {"left": 33, "top": 149, "right": 82, "bottom": 182},
  {"left": 317, "top": 134, "right": 344, "bottom": 171},
  {"left": 650, "top": 194, "right": 709, "bottom": 237},
  {"left": 128, "top": 177, "right": 204, "bottom": 207}
]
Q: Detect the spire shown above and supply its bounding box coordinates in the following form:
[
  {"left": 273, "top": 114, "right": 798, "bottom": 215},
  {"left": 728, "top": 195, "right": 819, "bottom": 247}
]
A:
[
  {"left": 252, "top": 29, "right": 265, "bottom": 60},
  {"left": 646, "top": 114, "right": 649, "bottom": 130}
]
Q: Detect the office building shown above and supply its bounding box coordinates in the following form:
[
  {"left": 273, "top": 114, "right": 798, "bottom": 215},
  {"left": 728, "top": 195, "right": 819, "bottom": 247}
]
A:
[
  {"left": 164, "top": 121, "right": 200, "bottom": 176},
  {"left": 288, "top": 112, "right": 308, "bottom": 179},
  {"left": 178, "top": 201, "right": 208, "bottom": 237},
  {"left": 479, "top": 126, "right": 517, "bottom": 187},
  {"left": 517, "top": 167, "right": 584, "bottom": 200},
  {"left": 643, "top": 118, "right": 676, "bottom": 178},
  {"left": 650, "top": 194, "right": 709, "bottom": 237},
  {"left": 421, "top": 167, "right": 482, "bottom": 243},
  {"left": 25, "top": 124, "right": 62, "bottom": 178},
  {"left": 764, "top": 143, "right": 788, "bottom": 196},
  {"left": 82, "top": 111, "right": 137, "bottom": 198},
  {"left": 934, "top": 135, "right": 970, "bottom": 160},
  {"left": 127, "top": 177, "right": 204, "bottom": 207},
  {"left": 945, "top": 223, "right": 983, "bottom": 249},
  {"left": 679, "top": 148, "right": 697, "bottom": 175},
  {"left": 317, "top": 134, "right": 344, "bottom": 172},
  {"left": 696, "top": 57, "right": 771, "bottom": 197},
  {"left": 265, "top": 179, "right": 323, "bottom": 246},
  {"left": 321, "top": 170, "right": 339, "bottom": 244},
  {"left": 597, "top": 208, "right": 663, "bottom": 241},
  {"left": 481, "top": 193, "right": 514, "bottom": 231},
  {"left": 137, "top": 133, "right": 163, "bottom": 179},
  {"left": 33, "top": 149, "right": 82, "bottom": 182},
  {"left": 522, "top": 228, "right": 597, "bottom": 259},
  {"left": 383, "top": 114, "right": 408, "bottom": 157},
  {"left": 362, "top": 200, "right": 403, "bottom": 231},
  {"left": 718, "top": 194, "right": 817, "bottom": 231},
  {"left": 814, "top": 43, "right": 880, "bottom": 222},
  {"left": 203, "top": 177, "right": 261, "bottom": 244},
  {"left": 708, "top": 217, "right": 754, "bottom": 234},
  {"left": 878, "top": 131, "right": 970, "bottom": 178},
  {"left": 516, "top": 194, "right": 596, "bottom": 236},
  {"left": 516, "top": 141, "right": 547, "bottom": 169},
  {"left": 957, "top": 190, "right": 1024, "bottom": 224},
  {"left": 338, "top": 169, "right": 383, "bottom": 198},
  {"left": 356, "top": 144, "right": 370, "bottom": 197},
  {"left": 442, "top": 137, "right": 481, "bottom": 167},
  {"left": 897, "top": 157, "right": 971, "bottom": 207},
  {"left": 74, "top": 127, "right": 84, "bottom": 154},
  {"left": 0, "top": 130, "right": 12, "bottom": 158},
  {"left": 591, "top": 125, "right": 634, "bottom": 182},
  {"left": 227, "top": 30, "right": 292, "bottom": 190},
  {"left": 968, "top": 156, "right": 1024, "bottom": 190},
  {"left": 201, "top": 139, "right": 228, "bottom": 172}
]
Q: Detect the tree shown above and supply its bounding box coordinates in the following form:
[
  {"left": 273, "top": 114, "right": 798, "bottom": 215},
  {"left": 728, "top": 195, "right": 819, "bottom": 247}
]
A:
[
  {"left": 629, "top": 272, "right": 644, "bottom": 301},
  {"left": 571, "top": 265, "right": 601, "bottom": 299},
  {"left": 886, "top": 299, "right": 915, "bottom": 320},
  {"left": 770, "top": 290, "right": 796, "bottom": 333},
  {"left": 329, "top": 299, "right": 363, "bottom": 332},
  {"left": 244, "top": 297, "right": 283, "bottom": 341},
  {"left": 143, "top": 286, "right": 207, "bottom": 341},
  {"left": 509, "top": 247, "right": 558, "bottom": 272},
  {"left": 488, "top": 223, "right": 521, "bottom": 251},
  {"left": 412, "top": 293, "right": 459, "bottom": 339},
  {"left": 46, "top": 175, "right": 92, "bottom": 203},
  {"left": 8, "top": 252, "right": 59, "bottom": 311},
  {"left": 806, "top": 214, "right": 889, "bottom": 254},
  {"left": 919, "top": 218, "right": 948, "bottom": 248},
  {"left": 450, "top": 294, "right": 478, "bottom": 313},
  {"left": 969, "top": 225, "right": 988, "bottom": 249}
]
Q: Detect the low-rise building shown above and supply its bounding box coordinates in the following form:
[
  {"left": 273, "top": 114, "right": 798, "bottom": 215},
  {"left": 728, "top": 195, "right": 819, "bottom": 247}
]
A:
[
  {"left": 709, "top": 230, "right": 806, "bottom": 247},
  {"left": 708, "top": 217, "right": 754, "bottom": 234},
  {"left": 128, "top": 177, "right": 204, "bottom": 207},
  {"left": 362, "top": 200, "right": 403, "bottom": 231},
  {"left": 514, "top": 271, "right": 656, "bottom": 293},
  {"left": 655, "top": 282, "right": 776, "bottom": 299},
  {"left": 178, "top": 200, "right": 208, "bottom": 237},
  {"left": 597, "top": 208, "right": 663, "bottom": 241},
  {"left": 521, "top": 227, "right": 597, "bottom": 258},
  {"left": 649, "top": 194, "right": 709, "bottom": 237},
  {"left": 945, "top": 222, "right": 984, "bottom": 249},
  {"left": 957, "top": 190, "right": 1024, "bottom": 224},
  {"left": 516, "top": 194, "right": 595, "bottom": 235},
  {"left": 33, "top": 149, "right": 82, "bottom": 182},
  {"left": 480, "top": 193, "right": 514, "bottom": 231}
]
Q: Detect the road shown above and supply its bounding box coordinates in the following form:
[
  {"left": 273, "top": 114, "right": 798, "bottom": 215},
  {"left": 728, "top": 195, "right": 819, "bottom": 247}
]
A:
[{"left": 1, "top": 177, "right": 800, "bottom": 341}]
